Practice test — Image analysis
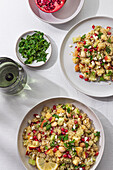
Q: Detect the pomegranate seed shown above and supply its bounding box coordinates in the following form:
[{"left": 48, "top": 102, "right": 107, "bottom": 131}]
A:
[
  {"left": 49, "top": 117, "right": 52, "bottom": 122},
  {"left": 92, "top": 25, "right": 95, "bottom": 29},
  {"left": 42, "top": 132, "right": 44, "bottom": 135},
  {"left": 66, "top": 151, "right": 69, "bottom": 154},
  {"left": 33, "top": 130, "right": 36, "bottom": 133},
  {"left": 30, "top": 122, "right": 34, "bottom": 126},
  {"left": 29, "top": 147, "right": 37, "bottom": 150},
  {"left": 79, "top": 115, "right": 82, "bottom": 119},
  {"left": 62, "top": 132, "right": 66, "bottom": 135},
  {"left": 35, "top": 139, "right": 38, "bottom": 141},
  {"left": 27, "top": 132, "right": 31, "bottom": 135},
  {"left": 44, "top": 135, "right": 47, "bottom": 139},
  {"left": 36, "top": 121, "right": 40, "bottom": 124},
  {"left": 33, "top": 135, "right": 37, "bottom": 140},
  {"left": 61, "top": 128, "right": 65, "bottom": 131},
  {"left": 89, "top": 49, "right": 93, "bottom": 52},
  {"left": 77, "top": 48, "right": 81, "bottom": 52},
  {"left": 94, "top": 48, "right": 97, "bottom": 51},
  {"left": 37, "top": 148, "right": 41, "bottom": 152},
  {"left": 107, "top": 31, "right": 111, "bottom": 35},
  {"left": 86, "top": 137, "right": 91, "bottom": 142},
  {"left": 107, "top": 26, "right": 111, "bottom": 30},
  {"left": 82, "top": 167, "right": 86, "bottom": 170},
  {"left": 26, "top": 151, "right": 29, "bottom": 155},
  {"left": 33, "top": 114, "right": 38, "bottom": 117},
  {"left": 74, "top": 120, "right": 78, "bottom": 124},
  {"left": 79, "top": 75, "right": 84, "bottom": 79},
  {"left": 39, "top": 139, "right": 42, "bottom": 142},
  {"left": 73, "top": 115, "right": 75, "bottom": 118},
  {"left": 63, "top": 154, "right": 68, "bottom": 158},
  {"left": 90, "top": 35, "right": 93, "bottom": 38},
  {"left": 68, "top": 154, "right": 72, "bottom": 159},
  {"left": 75, "top": 46, "right": 77, "bottom": 48},
  {"left": 56, "top": 145, "right": 59, "bottom": 149},
  {"left": 53, "top": 105, "right": 56, "bottom": 110},
  {"left": 94, "top": 33, "right": 97, "bottom": 36},
  {"left": 83, "top": 41, "right": 86, "bottom": 44},
  {"left": 95, "top": 152, "right": 99, "bottom": 156},
  {"left": 65, "top": 129, "right": 68, "bottom": 133},
  {"left": 84, "top": 48, "right": 88, "bottom": 52},
  {"left": 81, "top": 138, "right": 85, "bottom": 142},
  {"left": 85, "top": 152, "right": 89, "bottom": 158},
  {"left": 87, "top": 148, "right": 91, "bottom": 152},
  {"left": 85, "top": 78, "right": 89, "bottom": 81},
  {"left": 53, "top": 148, "right": 57, "bottom": 152}
]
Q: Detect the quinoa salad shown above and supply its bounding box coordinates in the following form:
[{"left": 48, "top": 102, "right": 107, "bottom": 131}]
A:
[
  {"left": 72, "top": 25, "right": 113, "bottom": 82},
  {"left": 22, "top": 104, "right": 100, "bottom": 170}
]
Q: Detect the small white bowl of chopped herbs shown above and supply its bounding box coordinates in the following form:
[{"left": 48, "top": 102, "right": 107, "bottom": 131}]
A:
[{"left": 16, "top": 31, "right": 52, "bottom": 67}]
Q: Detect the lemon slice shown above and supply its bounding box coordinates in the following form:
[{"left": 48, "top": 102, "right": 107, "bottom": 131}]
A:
[{"left": 36, "top": 157, "right": 58, "bottom": 170}]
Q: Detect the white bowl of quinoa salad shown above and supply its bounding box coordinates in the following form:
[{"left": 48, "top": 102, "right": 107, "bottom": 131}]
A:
[{"left": 17, "top": 97, "right": 105, "bottom": 170}]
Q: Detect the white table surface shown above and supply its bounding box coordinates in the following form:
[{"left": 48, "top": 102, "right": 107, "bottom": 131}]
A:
[{"left": 0, "top": 0, "right": 113, "bottom": 169}]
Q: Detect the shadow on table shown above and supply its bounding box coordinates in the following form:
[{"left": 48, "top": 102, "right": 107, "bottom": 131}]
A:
[
  {"left": 1, "top": 73, "right": 68, "bottom": 120},
  {"left": 51, "top": 0, "right": 99, "bottom": 31},
  {"left": 91, "top": 108, "right": 113, "bottom": 170}
]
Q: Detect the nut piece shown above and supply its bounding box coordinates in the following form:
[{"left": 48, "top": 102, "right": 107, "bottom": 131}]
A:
[
  {"left": 51, "top": 122, "right": 57, "bottom": 127},
  {"left": 80, "top": 143, "right": 85, "bottom": 148},
  {"left": 37, "top": 133, "right": 41, "bottom": 140},
  {"left": 73, "top": 157, "right": 80, "bottom": 166},
  {"left": 59, "top": 146, "right": 66, "bottom": 153},
  {"left": 47, "top": 149, "right": 54, "bottom": 156},
  {"left": 55, "top": 150, "right": 62, "bottom": 157}
]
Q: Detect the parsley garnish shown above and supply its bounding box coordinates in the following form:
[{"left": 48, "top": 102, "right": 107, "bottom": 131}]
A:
[
  {"left": 43, "top": 121, "right": 48, "bottom": 127},
  {"left": 106, "top": 71, "right": 112, "bottom": 76},
  {"left": 50, "top": 141, "right": 55, "bottom": 147},
  {"left": 67, "top": 107, "right": 71, "bottom": 113},
  {"left": 45, "top": 146, "right": 48, "bottom": 150},
  {"left": 84, "top": 45, "right": 91, "bottom": 48},
  {"left": 89, "top": 55, "right": 93, "bottom": 61},
  {"left": 52, "top": 114, "right": 59, "bottom": 119},
  {"left": 85, "top": 142, "right": 89, "bottom": 148},
  {"left": 81, "top": 164, "right": 86, "bottom": 167},
  {"left": 58, "top": 134, "right": 68, "bottom": 141},
  {"left": 107, "top": 38, "right": 111, "bottom": 43},
  {"left": 81, "top": 34, "right": 86, "bottom": 39},
  {"left": 46, "top": 124, "right": 51, "bottom": 130},
  {"left": 106, "top": 46, "right": 111, "bottom": 54},
  {"left": 99, "top": 77, "right": 105, "bottom": 81},
  {"left": 94, "top": 131, "right": 100, "bottom": 137},
  {"left": 98, "top": 32, "right": 103, "bottom": 39}
]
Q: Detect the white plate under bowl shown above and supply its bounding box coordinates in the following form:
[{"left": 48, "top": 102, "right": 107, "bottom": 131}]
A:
[
  {"left": 60, "top": 16, "right": 113, "bottom": 97},
  {"left": 28, "top": 0, "right": 84, "bottom": 24},
  {"left": 16, "top": 31, "right": 52, "bottom": 67},
  {"left": 17, "top": 96, "right": 105, "bottom": 170}
]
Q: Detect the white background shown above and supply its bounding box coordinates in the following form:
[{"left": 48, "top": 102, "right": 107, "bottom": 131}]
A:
[{"left": 0, "top": 0, "right": 113, "bottom": 169}]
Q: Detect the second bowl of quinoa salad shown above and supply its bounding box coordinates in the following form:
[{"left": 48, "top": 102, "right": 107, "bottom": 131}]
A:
[{"left": 17, "top": 97, "right": 105, "bottom": 170}]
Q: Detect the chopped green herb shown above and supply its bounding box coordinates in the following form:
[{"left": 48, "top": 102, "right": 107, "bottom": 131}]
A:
[
  {"left": 98, "top": 32, "right": 103, "bottom": 39},
  {"left": 67, "top": 107, "right": 71, "bottom": 113},
  {"left": 52, "top": 114, "right": 59, "bottom": 119},
  {"left": 94, "top": 131, "right": 100, "bottom": 137},
  {"left": 73, "top": 151, "right": 77, "bottom": 156},
  {"left": 64, "top": 134, "right": 68, "bottom": 141},
  {"left": 106, "top": 71, "right": 112, "bottom": 76},
  {"left": 76, "top": 124, "right": 79, "bottom": 128},
  {"left": 84, "top": 45, "right": 91, "bottom": 48},
  {"left": 76, "top": 57, "right": 80, "bottom": 59},
  {"left": 89, "top": 55, "right": 93, "bottom": 61},
  {"left": 50, "top": 141, "right": 55, "bottom": 147},
  {"left": 100, "top": 77, "right": 105, "bottom": 81},
  {"left": 106, "top": 46, "right": 111, "bottom": 54},
  {"left": 46, "top": 124, "right": 51, "bottom": 130},
  {"left": 86, "top": 72, "right": 89, "bottom": 75},
  {"left": 43, "top": 121, "right": 48, "bottom": 127},
  {"left": 61, "top": 164, "right": 65, "bottom": 166},
  {"left": 101, "top": 62, "right": 105, "bottom": 66},
  {"left": 45, "top": 146, "right": 48, "bottom": 150},
  {"left": 68, "top": 139, "right": 75, "bottom": 144},
  {"left": 81, "top": 34, "right": 86, "bottom": 39},
  {"left": 94, "top": 51, "right": 97, "bottom": 53},
  {"left": 64, "top": 143, "right": 67, "bottom": 148},
  {"left": 107, "top": 38, "right": 111, "bottom": 43},
  {"left": 41, "top": 116, "right": 44, "bottom": 122},
  {"left": 85, "top": 142, "right": 89, "bottom": 148},
  {"left": 62, "top": 105, "right": 66, "bottom": 110},
  {"left": 81, "top": 164, "right": 86, "bottom": 167},
  {"left": 75, "top": 166, "right": 79, "bottom": 169},
  {"left": 18, "top": 31, "right": 50, "bottom": 64}
]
